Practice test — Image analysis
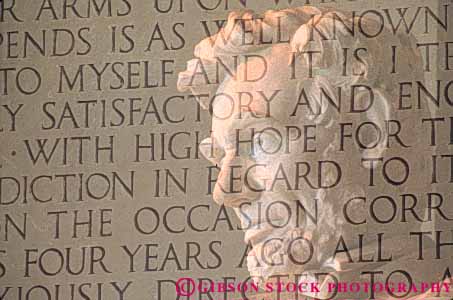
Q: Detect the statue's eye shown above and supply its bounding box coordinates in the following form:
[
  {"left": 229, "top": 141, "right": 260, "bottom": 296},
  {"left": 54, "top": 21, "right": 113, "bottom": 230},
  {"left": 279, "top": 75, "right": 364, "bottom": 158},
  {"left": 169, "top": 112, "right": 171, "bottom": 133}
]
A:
[
  {"left": 232, "top": 129, "right": 282, "bottom": 161},
  {"left": 251, "top": 131, "right": 281, "bottom": 160}
]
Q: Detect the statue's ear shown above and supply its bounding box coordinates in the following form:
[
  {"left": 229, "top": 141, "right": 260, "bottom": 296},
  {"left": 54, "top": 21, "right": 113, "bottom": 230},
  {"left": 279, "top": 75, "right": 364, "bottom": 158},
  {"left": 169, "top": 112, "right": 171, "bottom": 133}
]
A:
[{"left": 359, "top": 89, "right": 391, "bottom": 165}]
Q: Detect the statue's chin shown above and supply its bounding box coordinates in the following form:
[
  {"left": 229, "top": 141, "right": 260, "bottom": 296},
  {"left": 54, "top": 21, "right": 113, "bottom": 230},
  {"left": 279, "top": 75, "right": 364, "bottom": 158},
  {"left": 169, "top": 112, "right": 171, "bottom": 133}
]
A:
[
  {"left": 245, "top": 227, "right": 309, "bottom": 282},
  {"left": 247, "top": 251, "right": 295, "bottom": 282},
  {"left": 231, "top": 194, "right": 316, "bottom": 282}
]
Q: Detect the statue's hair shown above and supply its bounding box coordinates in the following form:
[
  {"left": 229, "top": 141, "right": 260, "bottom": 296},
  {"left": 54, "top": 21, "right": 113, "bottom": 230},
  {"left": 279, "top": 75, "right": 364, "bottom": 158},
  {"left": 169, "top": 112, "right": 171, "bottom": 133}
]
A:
[{"left": 178, "top": 5, "right": 424, "bottom": 109}]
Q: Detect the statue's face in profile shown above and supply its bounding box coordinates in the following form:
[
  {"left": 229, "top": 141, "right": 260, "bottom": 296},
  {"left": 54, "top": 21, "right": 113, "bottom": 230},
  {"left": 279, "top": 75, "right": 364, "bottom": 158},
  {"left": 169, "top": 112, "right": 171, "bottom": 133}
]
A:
[
  {"left": 177, "top": 8, "right": 343, "bottom": 284},
  {"left": 202, "top": 43, "right": 317, "bottom": 280},
  {"left": 179, "top": 9, "right": 346, "bottom": 281},
  {"left": 178, "top": 7, "right": 451, "bottom": 299}
]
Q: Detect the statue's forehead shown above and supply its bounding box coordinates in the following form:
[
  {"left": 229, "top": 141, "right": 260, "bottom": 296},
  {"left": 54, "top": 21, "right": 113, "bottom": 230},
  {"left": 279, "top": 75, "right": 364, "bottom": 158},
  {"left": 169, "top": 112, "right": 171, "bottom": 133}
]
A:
[
  {"left": 210, "top": 96, "right": 292, "bottom": 149},
  {"left": 211, "top": 85, "right": 298, "bottom": 128},
  {"left": 207, "top": 43, "right": 302, "bottom": 146}
]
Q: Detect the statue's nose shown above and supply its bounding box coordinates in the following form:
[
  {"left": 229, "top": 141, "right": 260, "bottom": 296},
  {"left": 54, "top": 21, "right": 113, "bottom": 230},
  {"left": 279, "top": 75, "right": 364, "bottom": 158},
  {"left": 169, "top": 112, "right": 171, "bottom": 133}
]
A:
[
  {"left": 212, "top": 154, "right": 264, "bottom": 208},
  {"left": 199, "top": 136, "right": 264, "bottom": 207}
]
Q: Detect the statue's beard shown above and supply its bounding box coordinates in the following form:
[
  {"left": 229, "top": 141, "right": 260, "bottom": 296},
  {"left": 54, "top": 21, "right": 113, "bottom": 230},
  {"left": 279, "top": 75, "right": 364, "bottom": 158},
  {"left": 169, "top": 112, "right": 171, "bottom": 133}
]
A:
[
  {"left": 244, "top": 224, "right": 308, "bottom": 281},
  {"left": 232, "top": 191, "right": 318, "bottom": 282},
  {"left": 232, "top": 187, "right": 344, "bottom": 284}
]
